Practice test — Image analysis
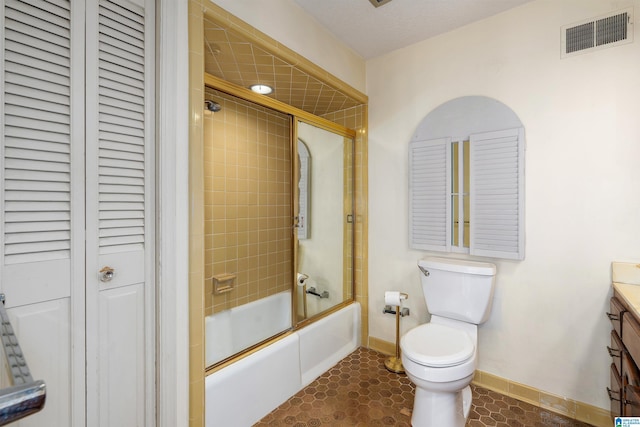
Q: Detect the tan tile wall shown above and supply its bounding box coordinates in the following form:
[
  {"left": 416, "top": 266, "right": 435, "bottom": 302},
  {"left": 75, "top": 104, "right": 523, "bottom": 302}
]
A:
[{"left": 203, "top": 89, "right": 292, "bottom": 315}]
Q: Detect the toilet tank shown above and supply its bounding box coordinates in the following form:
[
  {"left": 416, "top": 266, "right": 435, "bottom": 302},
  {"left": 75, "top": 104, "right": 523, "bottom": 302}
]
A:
[{"left": 418, "top": 257, "right": 497, "bottom": 324}]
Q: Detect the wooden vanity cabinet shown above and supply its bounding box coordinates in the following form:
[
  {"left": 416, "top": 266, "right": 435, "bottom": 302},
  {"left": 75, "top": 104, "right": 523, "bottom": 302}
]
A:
[
  {"left": 625, "top": 382, "right": 640, "bottom": 417},
  {"left": 610, "top": 362, "right": 623, "bottom": 416},
  {"left": 608, "top": 292, "right": 640, "bottom": 416}
]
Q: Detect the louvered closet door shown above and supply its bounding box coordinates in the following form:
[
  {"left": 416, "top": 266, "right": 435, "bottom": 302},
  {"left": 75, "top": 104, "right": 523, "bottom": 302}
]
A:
[
  {"left": 85, "top": 0, "right": 155, "bottom": 425},
  {"left": 1, "top": 1, "right": 79, "bottom": 425}
]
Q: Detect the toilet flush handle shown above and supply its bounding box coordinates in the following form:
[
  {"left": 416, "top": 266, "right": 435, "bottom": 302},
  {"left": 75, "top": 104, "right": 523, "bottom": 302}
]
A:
[{"left": 418, "top": 265, "right": 429, "bottom": 277}]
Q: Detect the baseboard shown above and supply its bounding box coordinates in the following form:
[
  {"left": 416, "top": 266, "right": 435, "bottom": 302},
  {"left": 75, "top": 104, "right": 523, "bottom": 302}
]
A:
[
  {"left": 472, "top": 371, "right": 612, "bottom": 427},
  {"left": 368, "top": 337, "right": 612, "bottom": 427},
  {"left": 368, "top": 336, "right": 396, "bottom": 356}
]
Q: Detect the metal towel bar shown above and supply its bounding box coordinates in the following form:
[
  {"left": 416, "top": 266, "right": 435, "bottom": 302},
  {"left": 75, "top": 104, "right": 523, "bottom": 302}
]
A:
[{"left": 0, "top": 294, "right": 46, "bottom": 425}]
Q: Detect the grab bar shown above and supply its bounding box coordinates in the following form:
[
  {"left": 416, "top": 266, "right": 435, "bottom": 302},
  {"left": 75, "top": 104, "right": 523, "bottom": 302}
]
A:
[{"left": 0, "top": 294, "right": 46, "bottom": 425}]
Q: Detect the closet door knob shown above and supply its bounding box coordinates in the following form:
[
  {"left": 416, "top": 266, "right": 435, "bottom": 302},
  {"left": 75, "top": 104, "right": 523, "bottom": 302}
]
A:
[{"left": 99, "top": 266, "right": 115, "bottom": 282}]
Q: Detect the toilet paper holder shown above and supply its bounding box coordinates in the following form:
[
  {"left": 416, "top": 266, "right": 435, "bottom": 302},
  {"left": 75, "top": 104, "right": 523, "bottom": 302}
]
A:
[
  {"left": 383, "top": 305, "right": 410, "bottom": 317},
  {"left": 383, "top": 292, "right": 409, "bottom": 374}
]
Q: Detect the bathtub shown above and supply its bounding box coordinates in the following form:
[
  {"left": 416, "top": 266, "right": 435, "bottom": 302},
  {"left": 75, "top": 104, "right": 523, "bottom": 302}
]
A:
[
  {"left": 205, "top": 296, "right": 361, "bottom": 427},
  {"left": 205, "top": 291, "right": 292, "bottom": 366}
]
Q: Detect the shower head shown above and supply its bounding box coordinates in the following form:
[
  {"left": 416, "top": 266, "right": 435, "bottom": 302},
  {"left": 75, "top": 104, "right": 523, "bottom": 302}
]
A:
[{"left": 205, "top": 100, "right": 222, "bottom": 112}]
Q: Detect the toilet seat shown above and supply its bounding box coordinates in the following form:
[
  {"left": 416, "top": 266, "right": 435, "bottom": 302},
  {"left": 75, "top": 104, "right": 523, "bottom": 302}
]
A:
[{"left": 402, "top": 323, "right": 474, "bottom": 367}]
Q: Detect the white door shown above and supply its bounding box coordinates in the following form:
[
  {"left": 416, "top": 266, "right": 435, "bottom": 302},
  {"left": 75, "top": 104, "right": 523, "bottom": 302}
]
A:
[
  {"left": 85, "top": 0, "right": 155, "bottom": 425},
  {"left": 1, "top": 1, "right": 80, "bottom": 425},
  {"left": 0, "top": 0, "right": 155, "bottom": 425}
]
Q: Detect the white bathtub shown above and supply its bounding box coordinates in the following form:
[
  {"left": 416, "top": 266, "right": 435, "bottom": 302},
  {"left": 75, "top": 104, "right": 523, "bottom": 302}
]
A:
[{"left": 205, "top": 298, "right": 361, "bottom": 427}]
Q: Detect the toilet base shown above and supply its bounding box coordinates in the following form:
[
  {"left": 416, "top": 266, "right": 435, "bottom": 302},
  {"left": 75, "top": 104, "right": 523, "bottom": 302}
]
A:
[{"left": 411, "top": 385, "right": 472, "bottom": 427}]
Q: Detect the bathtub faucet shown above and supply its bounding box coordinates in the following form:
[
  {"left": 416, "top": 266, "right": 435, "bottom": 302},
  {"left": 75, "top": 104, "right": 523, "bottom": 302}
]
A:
[{"left": 306, "top": 287, "right": 329, "bottom": 299}]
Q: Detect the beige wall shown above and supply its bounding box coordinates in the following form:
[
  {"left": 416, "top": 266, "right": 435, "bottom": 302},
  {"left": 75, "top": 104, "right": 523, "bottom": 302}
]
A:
[
  {"left": 203, "top": 89, "right": 292, "bottom": 314},
  {"left": 367, "top": 0, "right": 640, "bottom": 411}
]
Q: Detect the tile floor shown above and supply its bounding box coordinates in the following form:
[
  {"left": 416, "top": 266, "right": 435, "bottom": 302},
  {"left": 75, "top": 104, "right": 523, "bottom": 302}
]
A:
[{"left": 255, "top": 347, "right": 594, "bottom": 427}]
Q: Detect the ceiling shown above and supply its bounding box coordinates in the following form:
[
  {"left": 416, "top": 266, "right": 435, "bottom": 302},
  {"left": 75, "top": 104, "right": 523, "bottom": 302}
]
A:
[
  {"left": 203, "top": 1, "right": 534, "bottom": 116},
  {"left": 204, "top": 16, "right": 362, "bottom": 116},
  {"left": 293, "top": 0, "right": 534, "bottom": 59}
]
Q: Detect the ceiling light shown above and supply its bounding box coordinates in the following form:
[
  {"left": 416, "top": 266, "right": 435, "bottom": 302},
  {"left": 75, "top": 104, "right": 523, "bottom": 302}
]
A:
[{"left": 250, "top": 84, "right": 273, "bottom": 95}]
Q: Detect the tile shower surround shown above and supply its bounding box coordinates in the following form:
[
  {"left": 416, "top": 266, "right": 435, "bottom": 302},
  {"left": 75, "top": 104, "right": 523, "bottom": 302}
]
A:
[
  {"left": 256, "top": 347, "right": 594, "bottom": 427},
  {"left": 204, "top": 88, "right": 292, "bottom": 315}
]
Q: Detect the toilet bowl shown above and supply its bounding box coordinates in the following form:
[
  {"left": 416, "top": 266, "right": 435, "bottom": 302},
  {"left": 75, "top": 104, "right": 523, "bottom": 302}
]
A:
[
  {"left": 401, "top": 257, "right": 496, "bottom": 427},
  {"left": 401, "top": 317, "right": 477, "bottom": 426}
]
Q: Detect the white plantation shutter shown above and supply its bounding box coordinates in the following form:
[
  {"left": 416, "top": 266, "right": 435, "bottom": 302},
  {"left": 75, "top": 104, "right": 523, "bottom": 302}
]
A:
[
  {"left": 409, "top": 138, "right": 451, "bottom": 251},
  {"left": 470, "top": 128, "right": 525, "bottom": 260},
  {"left": 2, "top": 0, "right": 74, "bottom": 306},
  {"left": 97, "top": 0, "right": 146, "bottom": 255}
]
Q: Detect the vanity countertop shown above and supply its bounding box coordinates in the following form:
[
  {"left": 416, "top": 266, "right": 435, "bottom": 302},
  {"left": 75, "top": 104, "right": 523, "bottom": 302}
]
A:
[
  {"left": 614, "top": 282, "right": 640, "bottom": 318},
  {"left": 612, "top": 262, "right": 640, "bottom": 316}
]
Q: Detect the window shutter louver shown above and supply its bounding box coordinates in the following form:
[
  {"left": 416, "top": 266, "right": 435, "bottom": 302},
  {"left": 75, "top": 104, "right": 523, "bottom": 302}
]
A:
[
  {"left": 409, "top": 138, "right": 451, "bottom": 251},
  {"left": 3, "top": 0, "right": 72, "bottom": 265},
  {"left": 470, "top": 128, "right": 524, "bottom": 260},
  {"left": 97, "top": 0, "right": 146, "bottom": 255}
]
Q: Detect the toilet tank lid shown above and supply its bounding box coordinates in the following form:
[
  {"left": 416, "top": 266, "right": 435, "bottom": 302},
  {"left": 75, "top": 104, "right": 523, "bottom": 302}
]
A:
[{"left": 418, "top": 257, "right": 496, "bottom": 276}]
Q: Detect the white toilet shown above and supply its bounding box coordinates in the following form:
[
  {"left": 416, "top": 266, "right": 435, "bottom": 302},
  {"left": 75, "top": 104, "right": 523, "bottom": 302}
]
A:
[{"left": 400, "top": 256, "right": 496, "bottom": 427}]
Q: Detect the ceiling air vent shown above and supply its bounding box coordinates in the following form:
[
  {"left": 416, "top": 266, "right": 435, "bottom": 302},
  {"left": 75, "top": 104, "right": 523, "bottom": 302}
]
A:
[
  {"left": 562, "top": 8, "right": 633, "bottom": 58},
  {"left": 368, "top": 0, "right": 392, "bottom": 8}
]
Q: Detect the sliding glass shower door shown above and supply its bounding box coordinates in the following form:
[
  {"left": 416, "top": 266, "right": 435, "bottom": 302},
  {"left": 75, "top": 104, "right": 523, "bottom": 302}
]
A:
[{"left": 202, "top": 87, "right": 356, "bottom": 369}]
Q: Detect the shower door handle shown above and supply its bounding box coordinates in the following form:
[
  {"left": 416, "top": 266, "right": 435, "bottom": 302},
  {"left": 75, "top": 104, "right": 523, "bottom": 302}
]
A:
[{"left": 293, "top": 216, "right": 303, "bottom": 228}]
